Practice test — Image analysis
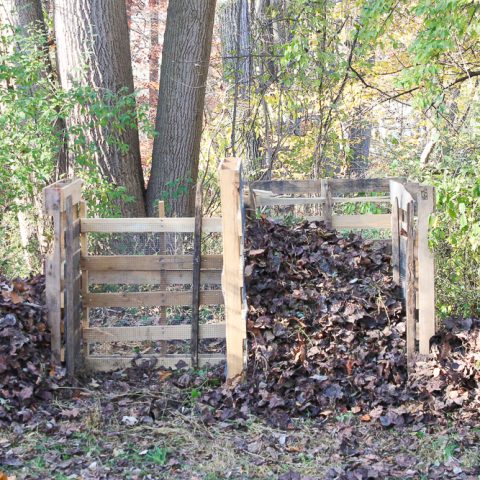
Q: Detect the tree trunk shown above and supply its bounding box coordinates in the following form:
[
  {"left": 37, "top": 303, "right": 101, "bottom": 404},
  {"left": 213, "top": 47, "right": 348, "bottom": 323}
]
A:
[
  {"left": 149, "top": 0, "right": 160, "bottom": 121},
  {"left": 54, "top": 0, "right": 146, "bottom": 217},
  {"left": 146, "top": 0, "right": 216, "bottom": 217},
  {"left": 2, "top": 0, "right": 44, "bottom": 32}
]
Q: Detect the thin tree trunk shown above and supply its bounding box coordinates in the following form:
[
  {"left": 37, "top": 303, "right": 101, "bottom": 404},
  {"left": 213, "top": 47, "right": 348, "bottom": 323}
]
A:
[
  {"left": 54, "top": 0, "right": 146, "bottom": 217},
  {"left": 149, "top": 0, "right": 160, "bottom": 122},
  {"left": 146, "top": 0, "right": 216, "bottom": 217}
]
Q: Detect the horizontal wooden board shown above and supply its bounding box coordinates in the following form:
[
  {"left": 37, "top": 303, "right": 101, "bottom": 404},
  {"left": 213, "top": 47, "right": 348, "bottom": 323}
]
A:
[
  {"left": 304, "top": 214, "right": 391, "bottom": 229},
  {"left": 84, "top": 290, "right": 224, "bottom": 307},
  {"left": 251, "top": 178, "right": 405, "bottom": 195},
  {"left": 88, "top": 269, "right": 221, "bottom": 285},
  {"left": 81, "top": 217, "right": 222, "bottom": 233},
  {"left": 84, "top": 323, "right": 226, "bottom": 343},
  {"left": 255, "top": 195, "right": 326, "bottom": 206},
  {"left": 81, "top": 255, "right": 223, "bottom": 271},
  {"left": 254, "top": 195, "right": 391, "bottom": 207},
  {"left": 85, "top": 353, "right": 225, "bottom": 372}
]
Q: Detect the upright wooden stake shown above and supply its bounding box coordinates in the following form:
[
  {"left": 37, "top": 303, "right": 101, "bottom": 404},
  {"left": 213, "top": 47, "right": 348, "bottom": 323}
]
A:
[
  {"left": 157, "top": 200, "right": 167, "bottom": 353},
  {"left": 405, "top": 202, "right": 416, "bottom": 363},
  {"left": 391, "top": 197, "right": 400, "bottom": 284},
  {"left": 417, "top": 186, "right": 435, "bottom": 354},
  {"left": 79, "top": 201, "right": 89, "bottom": 360},
  {"left": 191, "top": 185, "right": 203, "bottom": 369},
  {"left": 65, "top": 196, "right": 76, "bottom": 376},
  {"left": 219, "top": 158, "right": 246, "bottom": 378},
  {"left": 321, "top": 179, "right": 332, "bottom": 228},
  {"left": 44, "top": 189, "right": 62, "bottom": 364}
]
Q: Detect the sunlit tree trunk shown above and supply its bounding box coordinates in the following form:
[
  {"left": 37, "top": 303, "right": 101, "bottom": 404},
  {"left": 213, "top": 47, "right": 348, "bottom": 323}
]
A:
[
  {"left": 54, "top": 0, "right": 146, "bottom": 216},
  {"left": 146, "top": 0, "right": 216, "bottom": 217}
]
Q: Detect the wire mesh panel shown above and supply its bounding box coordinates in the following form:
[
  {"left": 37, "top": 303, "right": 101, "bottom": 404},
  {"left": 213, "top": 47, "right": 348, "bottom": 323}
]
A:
[{"left": 80, "top": 219, "right": 225, "bottom": 371}]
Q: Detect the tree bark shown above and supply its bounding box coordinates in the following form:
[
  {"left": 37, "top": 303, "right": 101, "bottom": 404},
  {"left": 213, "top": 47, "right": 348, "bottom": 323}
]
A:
[
  {"left": 146, "top": 0, "right": 216, "bottom": 217},
  {"left": 2, "top": 0, "right": 45, "bottom": 33},
  {"left": 54, "top": 0, "right": 146, "bottom": 217}
]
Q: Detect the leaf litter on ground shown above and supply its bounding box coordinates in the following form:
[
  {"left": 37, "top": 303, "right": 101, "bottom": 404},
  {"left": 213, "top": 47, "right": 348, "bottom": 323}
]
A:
[{"left": 1, "top": 219, "right": 480, "bottom": 479}]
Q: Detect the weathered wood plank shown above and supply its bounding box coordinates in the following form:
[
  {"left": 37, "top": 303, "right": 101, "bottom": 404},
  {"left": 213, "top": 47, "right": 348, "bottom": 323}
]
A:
[
  {"left": 81, "top": 217, "right": 222, "bottom": 233},
  {"left": 391, "top": 198, "right": 401, "bottom": 285},
  {"left": 44, "top": 178, "right": 83, "bottom": 214},
  {"left": 251, "top": 177, "right": 405, "bottom": 195},
  {"left": 83, "top": 323, "right": 226, "bottom": 343},
  {"left": 88, "top": 269, "right": 222, "bottom": 285},
  {"left": 64, "top": 196, "right": 79, "bottom": 376},
  {"left": 321, "top": 179, "right": 333, "bottom": 229},
  {"left": 219, "top": 157, "right": 247, "bottom": 378},
  {"left": 84, "top": 290, "right": 224, "bottom": 308},
  {"left": 191, "top": 184, "right": 203, "bottom": 368},
  {"left": 405, "top": 202, "right": 416, "bottom": 362},
  {"left": 85, "top": 354, "right": 225, "bottom": 372},
  {"left": 303, "top": 214, "right": 391, "bottom": 229},
  {"left": 253, "top": 194, "right": 390, "bottom": 207},
  {"left": 81, "top": 255, "right": 223, "bottom": 271},
  {"left": 417, "top": 185, "right": 436, "bottom": 354}
]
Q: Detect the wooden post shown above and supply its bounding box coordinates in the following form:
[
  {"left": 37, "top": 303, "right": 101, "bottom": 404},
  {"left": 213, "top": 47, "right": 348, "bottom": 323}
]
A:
[
  {"left": 157, "top": 200, "right": 168, "bottom": 353},
  {"left": 417, "top": 186, "right": 435, "bottom": 354},
  {"left": 44, "top": 189, "right": 63, "bottom": 364},
  {"left": 64, "top": 195, "right": 82, "bottom": 376},
  {"left": 321, "top": 179, "right": 332, "bottom": 228},
  {"left": 391, "top": 197, "right": 400, "bottom": 284},
  {"left": 79, "top": 201, "right": 89, "bottom": 360},
  {"left": 191, "top": 185, "right": 203, "bottom": 368},
  {"left": 405, "top": 202, "right": 416, "bottom": 363},
  {"left": 219, "top": 158, "right": 247, "bottom": 378}
]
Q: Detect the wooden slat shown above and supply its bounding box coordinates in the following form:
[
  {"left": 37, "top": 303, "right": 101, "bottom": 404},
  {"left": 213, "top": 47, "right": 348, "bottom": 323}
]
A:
[
  {"left": 85, "top": 354, "right": 225, "bottom": 372},
  {"left": 191, "top": 184, "right": 203, "bottom": 368},
  {"left": 44, "top": 186, "right": 62, "bottom": 364},
  {"left": 157, "top": 201, "right": 167, "bottom": 353},
  {"left": 84, "top": 290, "right": 224, "bottom": 308},
  {"left": 219, "top": 157, "right": 247, "bottom": 378},
  {"left": 417, "top": 185, "right": 436, "bottom": 354},
  {"left": 251, "top": 177, "right": 405, "bottom": 195},
  {"left": 81, "top": 254, "right": 222, "bottom": 271},
  {"left": 303, "top": 214, "right": 391, "bottom": 229},
  {"left": 81, "top": 217, "right": 222, "bottom": 233},
  {"left": 391, "top": 198, "right": 401, "bottom": 285},
  {"left": 256, "top": 196, "right": 326, "bottom": 206},
  {"left": 79, "top": 201, "right": 89, "bottom": 359},
  {"left": 64, "top": 196, "right": 81, "bottom": 376},
  {"left": 83, "top": 323, "right": 226, "bottom": 343},
  {"left": 254, "top": 195, "right": 391, "bottom": 207},
  {"left": 406, "top": 202, "right": 416, "bottom": 362},
  {"left": 88, "top": 269, "right": 222, "bottom": 285},
  {"left": 321, "top": 179, "right": 333, "bottom": 229}
]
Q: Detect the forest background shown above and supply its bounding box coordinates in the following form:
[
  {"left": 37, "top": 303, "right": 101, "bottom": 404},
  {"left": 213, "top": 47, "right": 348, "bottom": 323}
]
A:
[{"left": 0, "top": 0, "right": 479, "bottom": 319}]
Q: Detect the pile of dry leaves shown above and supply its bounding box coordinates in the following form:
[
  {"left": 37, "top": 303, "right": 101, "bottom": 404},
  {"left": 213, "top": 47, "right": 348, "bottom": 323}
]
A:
[
  {"left": 0, "top": 275, "right": 62, "bottom": 426},
  {"left": 200, "top": 218, "right": 479, "bottom": 427}
]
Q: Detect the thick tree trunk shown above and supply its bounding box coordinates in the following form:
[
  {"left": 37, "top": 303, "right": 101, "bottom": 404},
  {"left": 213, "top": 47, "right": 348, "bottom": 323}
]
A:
[
  {"left": 54, "top": 0, "right": 146, "bottom": 217},
  {"left": 348, "top": 113, "right": 372, "bottom": 177},
  {"left": 146, "top": 0, "right": 216, "bottom": 217},
  {"left": 2, "top": 0, "right": 44, "bottom": 32}
]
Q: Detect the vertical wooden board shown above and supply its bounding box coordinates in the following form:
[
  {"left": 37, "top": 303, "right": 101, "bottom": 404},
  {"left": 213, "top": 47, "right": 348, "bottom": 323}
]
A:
[
  {"left": 79, "top": 201, "right": 89, "bottom": 359},
  {"left": 219, "top": 158, "right": 246, "bottom": 378},
  {"left": 405, "top": 203, "right": 416, "bottom": 363},
  {"left": 157, "top": 200, "right": 167, "bottom": 353},
  {"left": 191, "top": 185, "right": 202, "bottom": 369},
  {"left": 391, "top": 198, "right": 400, "bottom": 285},
  {"left": 417, "top": 186, "right": 436, "bottom": 354},
  {"left": 321, "top": 179, "right": 333, "bottom": 229},
  {"left": 44, "top": 185, "right": 62, "bottom": 364},
  {"left": 64, "top": 196, "right": 80, "bottom": 376}
]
